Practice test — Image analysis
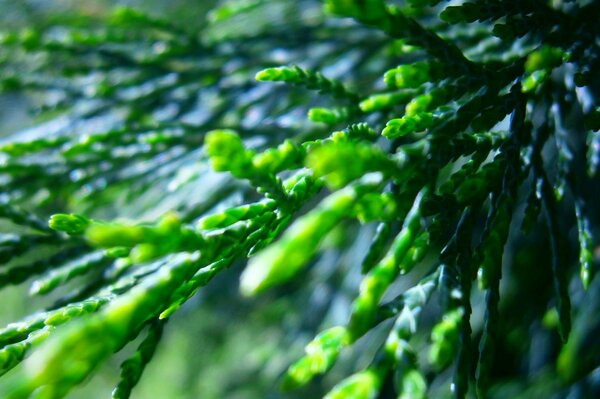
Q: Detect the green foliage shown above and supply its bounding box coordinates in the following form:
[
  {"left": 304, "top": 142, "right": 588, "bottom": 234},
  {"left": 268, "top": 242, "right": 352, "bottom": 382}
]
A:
[{"left": 0, "top": 0, "right": 598, "bottom": 398}]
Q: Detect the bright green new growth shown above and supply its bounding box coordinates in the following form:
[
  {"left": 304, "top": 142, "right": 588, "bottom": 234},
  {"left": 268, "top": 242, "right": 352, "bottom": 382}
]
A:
[
  {"left": 0, "top": 0, "right": 598, "bottom": 398},
  {"left": 241, "top": 179, "right": 379, "bottom": 296},
  {"left": 429, "top": 308, "right": 463, "bottom": 371},
  {"left": 48, "top": 214, "right": 91, "bottom": 236},
  {"left": 112, "top": 320, "right": 165, "bottom": 399},
  {"left": 256, "top": 65, "right": 359, "bottom": 102},
  {"left": 324, "top": 369, "right": 381, "bottom": 399},
  {"left": 283, "top": 326, "right": 350, "bottom": 390}
]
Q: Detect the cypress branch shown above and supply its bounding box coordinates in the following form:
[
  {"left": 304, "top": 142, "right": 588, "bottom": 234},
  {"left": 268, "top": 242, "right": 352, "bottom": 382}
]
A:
[{"left": 0, "top": 1, "right": 597, "bottom": 398}]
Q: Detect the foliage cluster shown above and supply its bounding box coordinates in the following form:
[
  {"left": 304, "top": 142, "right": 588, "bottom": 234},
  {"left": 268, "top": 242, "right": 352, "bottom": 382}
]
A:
[{"left": 0, "top": 0, "right": 598, "bottom": 398}]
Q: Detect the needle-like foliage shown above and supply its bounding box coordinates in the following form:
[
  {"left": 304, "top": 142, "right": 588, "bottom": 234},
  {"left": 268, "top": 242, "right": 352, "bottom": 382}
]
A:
[{"left": 0, "top": 0, "right": 598, "bottom": 398}]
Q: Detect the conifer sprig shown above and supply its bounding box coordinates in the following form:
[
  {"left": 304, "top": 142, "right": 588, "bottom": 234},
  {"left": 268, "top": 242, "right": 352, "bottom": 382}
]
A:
[{"left": 0, "top": 0, "right": 597, "bottom": 398}]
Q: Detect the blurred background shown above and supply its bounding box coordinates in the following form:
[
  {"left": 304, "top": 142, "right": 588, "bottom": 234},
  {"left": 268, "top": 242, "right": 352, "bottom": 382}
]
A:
[{"left": 0, "top": 0, "right": 217, "bottom": 131}]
